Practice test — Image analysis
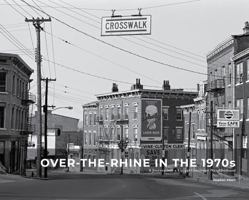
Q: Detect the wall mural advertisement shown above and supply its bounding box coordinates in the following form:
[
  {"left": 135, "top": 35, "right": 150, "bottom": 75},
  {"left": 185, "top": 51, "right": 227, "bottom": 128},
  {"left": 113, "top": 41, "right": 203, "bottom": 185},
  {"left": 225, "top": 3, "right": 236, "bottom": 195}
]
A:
[{"left": 141, "top": 99, "right": 162, "bottom": 141}]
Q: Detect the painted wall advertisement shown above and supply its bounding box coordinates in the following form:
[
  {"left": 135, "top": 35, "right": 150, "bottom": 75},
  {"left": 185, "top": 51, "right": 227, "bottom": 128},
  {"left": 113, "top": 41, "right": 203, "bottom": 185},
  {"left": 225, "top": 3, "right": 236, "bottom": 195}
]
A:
[{"left": 141, "top": 99, "right": 162, "bottom": 141}]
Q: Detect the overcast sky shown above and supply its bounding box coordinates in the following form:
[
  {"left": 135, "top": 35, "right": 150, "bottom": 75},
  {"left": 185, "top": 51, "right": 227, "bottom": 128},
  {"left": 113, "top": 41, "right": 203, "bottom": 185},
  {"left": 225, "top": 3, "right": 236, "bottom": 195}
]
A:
[{"left": 1, "top": 0, "right": 249, "bottom": 120}]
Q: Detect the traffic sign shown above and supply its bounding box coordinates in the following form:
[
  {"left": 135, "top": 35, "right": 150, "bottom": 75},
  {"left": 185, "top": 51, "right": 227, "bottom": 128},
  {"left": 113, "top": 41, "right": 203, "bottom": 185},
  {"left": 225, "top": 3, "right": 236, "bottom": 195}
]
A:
[{"left": 101, "top": 15, "right": 151, "bottom": 36}]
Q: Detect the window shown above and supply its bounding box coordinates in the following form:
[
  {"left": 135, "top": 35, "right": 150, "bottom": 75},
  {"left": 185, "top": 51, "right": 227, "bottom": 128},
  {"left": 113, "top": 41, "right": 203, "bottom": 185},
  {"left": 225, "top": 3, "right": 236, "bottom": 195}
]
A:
[
  {"left": 11, "top": 107, "right": 14, "bottom": 129},
  {"left": 124, "top": 126, "right": 129, "bottom": 139},
  {"left": 110, "top": 107, "right": 114, "bottom": 120},
  {"left": 236, "top": 63, "right": 243, "bottom": 84},
  {"left": 236, "top": 99, "right": 243, "bottom": 119},
  {"left": 133, "top": 127, "right": 138, "bottom": 141},
  {"left": 99, "top": 127, "right": 103, "bottom": 139},
  {"left": 176, "top": 127, "right": 183, "bottom": 141},
  {"left": 100, "top": 109, "right": 104, "bottom": 120},
  {"left": 133, "top": 106, "right": 138, "bottom": 119},
  {"left": 222, "top": 66, "right": 226, "bottom": 79},
  {"left": 93, "top": 113, "right": 97, "bottom": 125},
  {"left": 228, "top": 63, "right": 232, "bottom": 85},
  {"left": 105, "top": 108, "right": 108, "bottom": 120},
  {"left": 163, "top": 127, "right": 169, "bottom": 141},
  {"left": 85, "top": 113, "right": 89, "bottom": 125},
  {"left": 124, "top": 106, "right": 129, "bottom": 119},
  {"left": 176, "top": 108, "right": 182, "bottom": 121},
  {"left": 12, "top": 75, "right": 15, "bottom": 94},
  {"left": 0, "top": 72, "right": 6, "bottom": 92},
  {"left": 162, "top": 107, "right": 169, "bottom": 120},
  {"left": 117, "top": 107, "right": 121, "bottom": 119},
  {"left": 247, "top": 98, "right": 249, "bottom": 119},
  {"left": 117, "top": 126, "right": 121, "bottom": 140},
  {"left": 89, "top": 113, "right": 92, "bottom": 125},
  {"left": 0, "top": 106, "right": 5, "bottom": 128},
  {"left": 110, "top": 127, "right": 115, "bottom": 140}
]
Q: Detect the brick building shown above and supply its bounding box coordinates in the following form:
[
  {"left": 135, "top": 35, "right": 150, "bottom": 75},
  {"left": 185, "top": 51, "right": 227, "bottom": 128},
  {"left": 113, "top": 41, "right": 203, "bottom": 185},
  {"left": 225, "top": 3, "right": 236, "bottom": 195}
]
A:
[
  {"left": 232, "top": 23, "right": 249, "bottom": 175},
  {"left": 206, "top": 22, "right": 249, "bottom": 167},
  {"left": 181, "top": 81, "right": 208, "bottom": 169},
  {"left": 83, "top": 79, "right": 197, "bottom": 173},
  {"left": 0, "top": 53, "right": 34, "bottom": 175},
  {"left": 82, "top": 101, "right": 98, "bottom": 165}
]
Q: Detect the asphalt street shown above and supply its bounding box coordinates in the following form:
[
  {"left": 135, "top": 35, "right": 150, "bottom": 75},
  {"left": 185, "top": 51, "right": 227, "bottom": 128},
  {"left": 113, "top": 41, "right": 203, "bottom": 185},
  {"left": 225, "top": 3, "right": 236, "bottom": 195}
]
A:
[{"left": 0, "top": 173, "right": 249, "bottom": 200}]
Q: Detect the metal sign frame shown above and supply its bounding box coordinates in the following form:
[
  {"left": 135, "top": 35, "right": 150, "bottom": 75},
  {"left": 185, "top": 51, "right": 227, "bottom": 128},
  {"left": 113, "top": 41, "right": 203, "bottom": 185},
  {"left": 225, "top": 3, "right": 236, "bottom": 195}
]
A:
[{"left": 101, "top": 15, "right": 152, "bottom": 36}]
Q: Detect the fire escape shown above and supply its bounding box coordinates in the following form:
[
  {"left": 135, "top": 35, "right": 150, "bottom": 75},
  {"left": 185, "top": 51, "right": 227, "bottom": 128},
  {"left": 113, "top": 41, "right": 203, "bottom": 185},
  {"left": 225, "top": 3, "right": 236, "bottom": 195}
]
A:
[{"left": 21, "top": 92, "right": 36, "bottom": 135}]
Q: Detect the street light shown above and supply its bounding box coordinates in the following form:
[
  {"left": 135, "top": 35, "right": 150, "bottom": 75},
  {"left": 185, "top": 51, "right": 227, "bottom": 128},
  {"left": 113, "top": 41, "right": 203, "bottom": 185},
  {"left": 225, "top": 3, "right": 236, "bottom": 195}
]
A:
[
  {"left": 50, "top": 106, "right": 73, "bottom": 112},
  {"left": 43, "top": 105, "right": 73, "bottom": 178}
]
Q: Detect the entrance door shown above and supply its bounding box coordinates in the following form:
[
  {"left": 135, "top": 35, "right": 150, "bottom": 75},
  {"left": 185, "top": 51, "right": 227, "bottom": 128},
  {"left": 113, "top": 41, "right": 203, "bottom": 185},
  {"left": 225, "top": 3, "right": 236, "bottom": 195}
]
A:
[{"left": 0, "top": 141, "right": 4, "bottom": 166}]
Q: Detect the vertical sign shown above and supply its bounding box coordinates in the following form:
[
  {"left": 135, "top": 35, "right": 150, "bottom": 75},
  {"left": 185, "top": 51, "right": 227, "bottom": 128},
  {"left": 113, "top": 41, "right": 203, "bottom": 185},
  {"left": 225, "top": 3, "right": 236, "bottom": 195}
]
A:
[{"left": 141, "top": 99, "right": 162, "bottom": 141}]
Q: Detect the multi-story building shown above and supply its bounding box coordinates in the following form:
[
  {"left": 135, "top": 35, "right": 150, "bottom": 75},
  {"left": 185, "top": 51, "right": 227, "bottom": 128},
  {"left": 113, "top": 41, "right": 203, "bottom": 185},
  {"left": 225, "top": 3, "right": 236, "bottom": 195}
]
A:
[
  {"left": 206, "top": 22, "right": 249, "bottom": 167},
  {"left": 181, "top": 81, "right": 208, "bottom": 168},
  {"left": 232, "top": 27, "right": 249, "bottom": 176},
  {"left": 83, "top": 79, "right": 197, "bottom": 173},
  {"left": 82, "top": 101, "right": 98, "bottom": 168},
  {"left": 0, "top": 53, "right": 34, "bottom": 175}
]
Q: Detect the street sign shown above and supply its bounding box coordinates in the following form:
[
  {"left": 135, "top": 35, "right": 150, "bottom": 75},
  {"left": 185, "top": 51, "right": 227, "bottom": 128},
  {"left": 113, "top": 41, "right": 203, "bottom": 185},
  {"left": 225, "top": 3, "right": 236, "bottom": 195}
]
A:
[
  {"left": 101, "top": 15, "right": 151, "bottom": 36},
  {"left": 217, "top": 109, "right": 240, "bottom": 128}
]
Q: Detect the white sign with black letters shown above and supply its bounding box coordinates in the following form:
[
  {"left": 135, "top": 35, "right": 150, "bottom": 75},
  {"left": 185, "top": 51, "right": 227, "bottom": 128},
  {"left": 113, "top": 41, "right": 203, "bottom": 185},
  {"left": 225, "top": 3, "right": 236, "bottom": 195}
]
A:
[{"left": 101, "top": 15, "right": 151, "bottom": 36}]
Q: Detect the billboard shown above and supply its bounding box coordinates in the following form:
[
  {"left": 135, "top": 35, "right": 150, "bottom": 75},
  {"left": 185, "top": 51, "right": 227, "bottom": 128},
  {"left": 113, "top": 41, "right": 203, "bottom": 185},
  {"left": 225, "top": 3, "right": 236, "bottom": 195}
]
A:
[
  {"left": 101, "top": 15, "right": 151, "bottom": 36},
  {"left": 141, "top": 99, "right": 162, "bottom": 141},
  {"left": 217, "top": 109, "right": 240, "bottom": 128}
]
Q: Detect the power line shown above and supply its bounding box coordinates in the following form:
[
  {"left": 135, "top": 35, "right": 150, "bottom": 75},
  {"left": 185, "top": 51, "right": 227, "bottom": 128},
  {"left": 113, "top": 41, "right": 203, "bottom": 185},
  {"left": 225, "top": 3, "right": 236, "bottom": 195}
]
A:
[
  {"left": 21, "top": 0, "right": 207, "bottom": 76},
  {"left": 47, "top": 0, "right": 206, "bottom": 69}
]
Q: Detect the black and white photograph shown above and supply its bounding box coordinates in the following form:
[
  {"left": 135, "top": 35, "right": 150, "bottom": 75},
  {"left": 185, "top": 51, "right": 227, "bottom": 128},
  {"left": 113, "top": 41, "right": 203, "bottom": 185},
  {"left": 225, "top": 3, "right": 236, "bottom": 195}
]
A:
[{"left": 1, "top": 0, "right": 249, "bottom": 199}]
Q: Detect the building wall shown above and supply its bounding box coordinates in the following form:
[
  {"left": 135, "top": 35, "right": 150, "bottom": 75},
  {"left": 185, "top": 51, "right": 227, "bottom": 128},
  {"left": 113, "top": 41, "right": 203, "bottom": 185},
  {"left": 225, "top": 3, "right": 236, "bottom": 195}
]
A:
[
  {"left": 0, "top": 54, "right": 33, "bottom": 174},
  {"left": 234, "top": 54, "right": 249, "bottom": 175}
]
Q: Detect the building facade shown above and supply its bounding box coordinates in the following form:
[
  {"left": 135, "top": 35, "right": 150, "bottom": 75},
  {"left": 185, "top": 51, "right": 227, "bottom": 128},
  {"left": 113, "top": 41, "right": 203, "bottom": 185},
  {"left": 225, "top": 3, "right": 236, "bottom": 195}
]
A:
[
  {"left": 232, "top": 40, "right": 249, "bottom": 176},
  {"left": 206, "top": 22, "right": 249, "bottom": 171},
  {"left": 82, "top": 101, "right": 98, "bottom": 169},
  {"left": 28, "top": 111, "right": 81, "bottom": 164},
  {"left": 181, "top": 81, "right": 208, "bottom": 169},
  {"left": 0, "top": 53, "right": 34, "bottom": 175},
  {"left": 83, "top": 79, "right": 197, "bottom": 174}
]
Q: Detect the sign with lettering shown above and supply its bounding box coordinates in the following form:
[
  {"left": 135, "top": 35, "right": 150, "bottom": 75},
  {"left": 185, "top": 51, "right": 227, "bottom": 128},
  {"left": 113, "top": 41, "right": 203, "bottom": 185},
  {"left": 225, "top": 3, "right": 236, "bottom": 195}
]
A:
[
  {"left": 217, "top": 109, "right": 240, "bottom": 128},
  {"left": 141, "top": 99, "right": 162, "bottom": 141},
  {"left": 101, "top": 15, "right": 151, "bottom": 36}
]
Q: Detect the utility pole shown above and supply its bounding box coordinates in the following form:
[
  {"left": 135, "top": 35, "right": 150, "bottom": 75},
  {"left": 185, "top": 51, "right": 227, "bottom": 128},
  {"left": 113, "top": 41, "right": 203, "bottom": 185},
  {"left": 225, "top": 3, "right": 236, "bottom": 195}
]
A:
[
  {"left": 42, "top": 77, "right": 56, "bottom": 178},
  {"left": 186, "top": 111, "right": 192, "bottom": 177},
  {"left": 80, "top": 109, "right": 84, "bottom": 172},
  {"left": 209, "top": 101, "right": 214, "bottom": 180},
  {"left": 25, "top": 17, "right": 51, "bottom": 178}
]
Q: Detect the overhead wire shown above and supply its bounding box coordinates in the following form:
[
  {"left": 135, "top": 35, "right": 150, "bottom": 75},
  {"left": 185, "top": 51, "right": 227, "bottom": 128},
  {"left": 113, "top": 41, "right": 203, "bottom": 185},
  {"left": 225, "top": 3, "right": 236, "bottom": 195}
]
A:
[
  {"left": 22, "top": 0, "right": 207, "bottom": 76},
  {"left": 52, "top": 0, "right": 206, "bottom": 69}
]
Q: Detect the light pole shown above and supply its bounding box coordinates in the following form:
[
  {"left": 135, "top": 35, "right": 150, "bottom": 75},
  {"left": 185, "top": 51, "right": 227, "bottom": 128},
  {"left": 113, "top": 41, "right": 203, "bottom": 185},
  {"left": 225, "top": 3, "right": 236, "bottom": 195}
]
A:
[{"left": 43, "top": 105, "right": 73, "bottom": 178}]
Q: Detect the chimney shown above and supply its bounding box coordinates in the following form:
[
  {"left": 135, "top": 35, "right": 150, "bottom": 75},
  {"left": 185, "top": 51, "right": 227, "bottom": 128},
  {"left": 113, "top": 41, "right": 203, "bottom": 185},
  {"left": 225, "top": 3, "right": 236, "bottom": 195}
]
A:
[
  {"left": 162, "top": 80, "right": 170, "bottom": 90},
  {"left": 131, "top": 78, "right": 143, "bottom": 90},
  {"left": 197, "top": 83, "right": 200, "bottom": 92},
  {"left": 112, "top": 83, "right": 118, "bottom": 92},
  {"left": 243, "top": 21, "right": 249, "bottom": 34}
]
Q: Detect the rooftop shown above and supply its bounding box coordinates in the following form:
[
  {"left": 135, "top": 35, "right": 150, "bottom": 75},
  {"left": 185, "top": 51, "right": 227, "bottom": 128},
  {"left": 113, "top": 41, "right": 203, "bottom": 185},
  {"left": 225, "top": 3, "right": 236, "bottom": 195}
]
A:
[{"left": 0, "top": 52, "right": 34, "bottom": 75}]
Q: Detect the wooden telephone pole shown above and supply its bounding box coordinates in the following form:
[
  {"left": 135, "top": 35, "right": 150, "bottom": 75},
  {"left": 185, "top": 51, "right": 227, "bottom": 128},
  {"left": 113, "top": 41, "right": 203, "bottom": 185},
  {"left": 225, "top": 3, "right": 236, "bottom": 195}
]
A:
[{"left": 25, "top": 17, "right": 51, "bottom": 178}]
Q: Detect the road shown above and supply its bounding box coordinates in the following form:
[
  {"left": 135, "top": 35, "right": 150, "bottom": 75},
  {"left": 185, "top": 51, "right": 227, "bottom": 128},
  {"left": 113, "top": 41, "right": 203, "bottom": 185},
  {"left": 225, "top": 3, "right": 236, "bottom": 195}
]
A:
[{"left": 0, "top": 173, "right": 249, "bottom": 200}]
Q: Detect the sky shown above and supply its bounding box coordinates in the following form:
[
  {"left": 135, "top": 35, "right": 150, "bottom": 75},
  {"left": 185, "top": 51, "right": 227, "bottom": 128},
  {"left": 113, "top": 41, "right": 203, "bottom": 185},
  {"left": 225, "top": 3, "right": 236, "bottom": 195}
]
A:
[{"left": 0, "top": 0, "right": 249, "bottom": 121}]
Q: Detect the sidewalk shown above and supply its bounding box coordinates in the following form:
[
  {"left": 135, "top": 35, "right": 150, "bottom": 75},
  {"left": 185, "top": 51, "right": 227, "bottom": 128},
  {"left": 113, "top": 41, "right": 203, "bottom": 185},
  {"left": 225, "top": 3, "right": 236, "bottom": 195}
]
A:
[
  {"left": 0, "top": 174, "right": 29, "bottom": 183},
  {"left": 186, "top": 170, "right": 249, "bottom": 190}
]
